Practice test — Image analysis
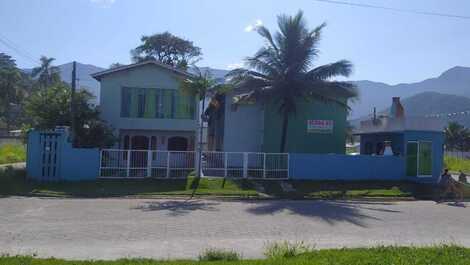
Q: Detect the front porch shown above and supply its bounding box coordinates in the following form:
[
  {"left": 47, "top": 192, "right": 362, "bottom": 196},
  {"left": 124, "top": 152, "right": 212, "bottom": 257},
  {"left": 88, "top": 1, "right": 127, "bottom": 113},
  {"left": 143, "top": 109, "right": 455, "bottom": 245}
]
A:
[{"left": 118, "top": 130, "right": 196, "bottom": 151}]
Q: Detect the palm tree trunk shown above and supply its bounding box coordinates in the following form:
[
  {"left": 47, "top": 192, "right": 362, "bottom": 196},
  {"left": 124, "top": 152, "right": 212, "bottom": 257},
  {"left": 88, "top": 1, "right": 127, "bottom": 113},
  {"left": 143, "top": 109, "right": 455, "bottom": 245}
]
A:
[
  {"left": 280, "top": 112, "right": 289, "bottom": 152},
  {"left": 191, "top": 94, "right": 205, "bottom": 199}
]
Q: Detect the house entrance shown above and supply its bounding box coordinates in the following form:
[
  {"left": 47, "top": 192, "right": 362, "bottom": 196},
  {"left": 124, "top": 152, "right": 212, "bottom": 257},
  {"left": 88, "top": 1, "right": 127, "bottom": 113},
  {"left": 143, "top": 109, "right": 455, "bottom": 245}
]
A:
[
  {"left": 132, "top": 135, "right": 149, "bottom": 150},
  {"left": 406, "top": 141, "right": 433, "bottom": 177},
  {"left": 130, "top": 136, "right": 149, "bottom": 174},
  {"left": 168, "top": 136, "right": 188, "bottom": 151}
]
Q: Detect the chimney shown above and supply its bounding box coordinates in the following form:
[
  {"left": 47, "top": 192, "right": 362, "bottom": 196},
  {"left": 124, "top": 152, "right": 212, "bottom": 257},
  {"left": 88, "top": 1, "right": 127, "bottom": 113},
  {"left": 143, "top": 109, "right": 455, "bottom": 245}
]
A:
[{"left": 390, "top": 97, "right": 405, "bottom": 118}]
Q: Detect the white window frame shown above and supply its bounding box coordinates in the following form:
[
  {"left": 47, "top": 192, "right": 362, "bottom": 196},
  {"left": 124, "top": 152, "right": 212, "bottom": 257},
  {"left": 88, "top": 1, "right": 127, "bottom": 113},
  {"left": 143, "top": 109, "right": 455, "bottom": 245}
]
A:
[
  {"left": 407, "top": 140, "right": 433, "bottom": 178},
  {"left": 417, "top": 140, "right": 433, "bottom": 178}
]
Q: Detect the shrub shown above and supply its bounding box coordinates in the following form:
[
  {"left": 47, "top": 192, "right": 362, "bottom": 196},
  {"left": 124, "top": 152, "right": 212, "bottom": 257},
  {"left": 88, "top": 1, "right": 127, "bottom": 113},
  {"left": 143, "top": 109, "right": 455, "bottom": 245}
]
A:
[
  {"left": 198, "top": 248, "right": 240, "bottom": 261},
  {"left": 264, "top": 241, "right": 313, "bottom": 259},
  {"left": 0, "top": 144, "right": 26, "bottom": 164}
]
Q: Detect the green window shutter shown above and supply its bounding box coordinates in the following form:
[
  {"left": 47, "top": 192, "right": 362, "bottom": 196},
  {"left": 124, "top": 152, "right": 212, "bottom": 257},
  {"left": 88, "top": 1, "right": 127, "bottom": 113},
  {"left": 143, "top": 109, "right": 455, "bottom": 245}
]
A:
[
  {"left": 170, "top": 90, "right": 176, "bottom": 119},
  {"left": 144, "top": 88, "right": 156, "bottom": 118},
  {"left": 137, "top": 89, "right": 146, "bottom": 118},
  {"left": 129, "top": 88, "right": 139, "bottom": 118},
  {"left": 176, "top": 89, "right": 185, "bottom": 119},
  {"left": 156, "top": 89, "right": 162, "bottom": 118},
  {"left": 162, "top": 89, "right": 172, "bottom": 118}
]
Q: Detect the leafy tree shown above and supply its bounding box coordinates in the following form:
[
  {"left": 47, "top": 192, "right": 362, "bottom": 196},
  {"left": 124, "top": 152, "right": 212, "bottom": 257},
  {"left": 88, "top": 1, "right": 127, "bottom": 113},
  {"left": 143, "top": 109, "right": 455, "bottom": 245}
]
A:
[
  {"left": 445, "top": 122, "right": 470, "bottom": 151},
  {"left": 0, "top": 53, "right": 30, "bottom": 131},
  {"left": 109, "top": 62, "right": 125, "bottom": 69},
  {"left": 31, "top": 56, "right": 61, "bottom": 88},
  {"left": 25, "top": 84, "right": 116, "bottom": 148},
  {"left": 227, "top": 11, "right": 357, "bottom": 152},
  {"left": 0, "top": 53, "right": 16, "bottom": 69},
  {"left": 131, "top": 31, "right": 202, "bottom": 69}
]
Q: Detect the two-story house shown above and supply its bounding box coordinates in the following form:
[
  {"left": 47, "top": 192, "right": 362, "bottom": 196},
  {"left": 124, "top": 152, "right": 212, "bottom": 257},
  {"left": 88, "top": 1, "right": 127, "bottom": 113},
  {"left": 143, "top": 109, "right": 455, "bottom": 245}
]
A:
[{"left": 92, "top": 61, "right": 198, "bottom": 151}]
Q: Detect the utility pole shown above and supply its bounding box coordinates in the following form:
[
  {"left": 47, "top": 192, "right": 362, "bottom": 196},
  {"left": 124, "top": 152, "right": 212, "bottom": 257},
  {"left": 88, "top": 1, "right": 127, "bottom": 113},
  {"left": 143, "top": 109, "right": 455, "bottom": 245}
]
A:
[
  {"left": 196, "top": 95, "right": 206, "bottom": 178},
  {"left": 71, "top": 61, "right": 77, "bottom": 145}
]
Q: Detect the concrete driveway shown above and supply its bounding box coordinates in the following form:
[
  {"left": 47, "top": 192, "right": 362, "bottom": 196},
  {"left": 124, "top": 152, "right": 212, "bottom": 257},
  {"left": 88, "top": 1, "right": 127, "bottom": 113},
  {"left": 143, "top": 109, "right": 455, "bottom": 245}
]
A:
[{"left": 0, "top": 197, "right": 468, "bottom": 260}]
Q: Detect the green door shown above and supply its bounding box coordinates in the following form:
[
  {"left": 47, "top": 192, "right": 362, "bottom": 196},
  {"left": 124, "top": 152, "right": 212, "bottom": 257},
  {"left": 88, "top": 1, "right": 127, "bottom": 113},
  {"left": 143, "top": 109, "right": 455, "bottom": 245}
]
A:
[
  {"left": 418, "top": 141, "right": 433, "bottom": 176},
  {"left": 406, "top": 142, "right": 418, "bottom": 177}
]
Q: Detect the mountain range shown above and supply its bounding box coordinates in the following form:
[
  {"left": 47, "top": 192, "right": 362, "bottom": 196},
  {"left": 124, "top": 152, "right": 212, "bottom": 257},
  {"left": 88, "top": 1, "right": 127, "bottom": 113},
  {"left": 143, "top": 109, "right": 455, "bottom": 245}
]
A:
[{"left": 39, "top": 63, "right": 470, "bottom": 125}]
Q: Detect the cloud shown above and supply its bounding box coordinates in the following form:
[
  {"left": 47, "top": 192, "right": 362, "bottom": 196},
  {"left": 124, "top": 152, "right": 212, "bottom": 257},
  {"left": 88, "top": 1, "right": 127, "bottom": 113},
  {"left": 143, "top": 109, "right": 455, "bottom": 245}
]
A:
[
  {"left": 244, "top": 19, "right": 263, "bottom": 32},
  {"left": 227, "top": 63, "right": 243, "bottom": 70},
  {"left": 90, "top": 0, "right": 116, "bottom": 7}
]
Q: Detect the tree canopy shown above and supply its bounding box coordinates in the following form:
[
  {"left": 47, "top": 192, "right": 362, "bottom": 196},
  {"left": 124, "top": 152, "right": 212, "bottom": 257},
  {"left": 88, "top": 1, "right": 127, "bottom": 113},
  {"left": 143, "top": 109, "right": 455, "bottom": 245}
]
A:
[
  {"left": 25, "top": 84, "right": 116, "bottom": 148},
  {"left": 227, "top": 11, "right": 357, "bottom": 152},
  {"left": 131, "top": 31, "right": 202, "bottom": 69},
  {"left": 0, "top": 53, "right": 31, "bottom": 130},
  {"left": 445, "top": 121, "right": 470, "bottom": 151},
  {"left": 31, "top": 56, "right": 61, "bottom": 88}
]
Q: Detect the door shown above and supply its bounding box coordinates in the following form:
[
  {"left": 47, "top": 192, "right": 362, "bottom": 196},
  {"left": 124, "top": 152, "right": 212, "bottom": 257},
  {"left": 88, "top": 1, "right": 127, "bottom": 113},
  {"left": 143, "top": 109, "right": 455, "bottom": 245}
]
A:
[
  {"left": 130, "top": 136, "right": 149, "bottom": 176},
  {"left": 168, "top": 136, "right": 188, "bottom": 151},
  {"left": 406, "top": 141, "right": 433, "bottom": 177},
  {"left": 418, "top": 141, "right": 432, "bottom": 176},
  {"left": 40, "top": 132, "right": 61, "bottom": 181}
]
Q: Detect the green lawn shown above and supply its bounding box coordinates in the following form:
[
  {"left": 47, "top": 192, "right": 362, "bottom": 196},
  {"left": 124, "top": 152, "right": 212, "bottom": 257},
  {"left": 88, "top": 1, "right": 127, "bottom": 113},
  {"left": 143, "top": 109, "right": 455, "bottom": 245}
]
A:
[
  {"left": 0, "top": 144, "right": 26, "bottom": 165},
  {"left": 1, "top": 246, "right": 470, "bottom": 264},
  {"left": 0, "top": 167, "right": 415, "bottom": 199},
  {"left": 444, "top": 155, "right": 470, "bottom": 173}
]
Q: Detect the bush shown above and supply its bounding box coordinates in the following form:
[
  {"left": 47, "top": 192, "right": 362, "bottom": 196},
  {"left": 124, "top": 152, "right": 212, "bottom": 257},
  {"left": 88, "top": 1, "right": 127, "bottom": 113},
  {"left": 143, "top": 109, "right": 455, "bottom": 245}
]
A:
[
  {"left": 444, "top": 156, "right": 470, "bottom": 173},
  {"left": 198, "top": 248, "right": 240, "bottom": 261},
  {"left": 0, "top": 144, "right": 26, "bottom": 164},
  {"left": 264, "top": 241, "right": 313, "bottom": 259}
]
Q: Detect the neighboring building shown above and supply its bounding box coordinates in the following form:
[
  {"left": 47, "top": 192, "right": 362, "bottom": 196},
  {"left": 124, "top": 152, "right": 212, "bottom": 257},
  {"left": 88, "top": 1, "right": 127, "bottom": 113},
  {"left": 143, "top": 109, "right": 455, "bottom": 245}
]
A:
[
  {"left": 206, "top": 86, "right": 356, "bottom": 154},
  {"left": 355, "top": 97, "right": 444, "bottom": 181},
  {"left": 92, "top": 61, "right": 198, "bottom": 151}
]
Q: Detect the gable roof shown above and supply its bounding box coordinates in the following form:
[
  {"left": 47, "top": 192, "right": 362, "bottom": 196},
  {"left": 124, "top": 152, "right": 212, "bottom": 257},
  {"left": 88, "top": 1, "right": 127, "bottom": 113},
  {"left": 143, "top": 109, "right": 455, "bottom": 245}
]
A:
[{"left": 91, "top": 60, "right": 193, "bottom": 81}]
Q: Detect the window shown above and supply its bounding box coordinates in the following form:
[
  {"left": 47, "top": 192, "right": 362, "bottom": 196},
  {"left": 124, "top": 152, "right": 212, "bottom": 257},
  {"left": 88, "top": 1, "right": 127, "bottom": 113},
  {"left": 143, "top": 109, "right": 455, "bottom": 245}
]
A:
[{"left": 120, "top": 87, "right": 195, "bottom": 119}]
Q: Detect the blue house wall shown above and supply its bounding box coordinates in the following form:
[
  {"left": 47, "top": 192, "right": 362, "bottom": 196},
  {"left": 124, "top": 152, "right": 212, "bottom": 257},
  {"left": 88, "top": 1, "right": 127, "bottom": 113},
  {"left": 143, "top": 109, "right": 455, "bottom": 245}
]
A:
[{"left": 289, "top": 154, "right": 405, "bottom": 180}]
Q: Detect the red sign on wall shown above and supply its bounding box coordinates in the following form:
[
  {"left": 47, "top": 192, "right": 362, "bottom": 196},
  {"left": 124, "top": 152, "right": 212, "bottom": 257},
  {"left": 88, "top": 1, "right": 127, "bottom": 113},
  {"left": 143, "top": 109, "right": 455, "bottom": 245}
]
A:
[{"left": 307, "top": 120, "right": 334, "bottom": 134}]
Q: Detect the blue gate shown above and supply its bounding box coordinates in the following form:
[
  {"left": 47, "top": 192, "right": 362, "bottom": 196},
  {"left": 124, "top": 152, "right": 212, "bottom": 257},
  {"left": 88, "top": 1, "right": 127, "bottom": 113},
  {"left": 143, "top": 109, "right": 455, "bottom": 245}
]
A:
[{"left": 38, "top": 132, "right": 62, "bottom": 181}]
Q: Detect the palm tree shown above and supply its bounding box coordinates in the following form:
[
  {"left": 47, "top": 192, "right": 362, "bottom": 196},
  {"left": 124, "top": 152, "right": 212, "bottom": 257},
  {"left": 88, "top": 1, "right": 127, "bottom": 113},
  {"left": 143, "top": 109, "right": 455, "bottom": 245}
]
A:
[
  {"left": 445, "top": 122, "right": 469, "bottom": 151},
  {"left": 180, "top": 67, "right": 229, "bottom": 196},
  {"left": 31, "top": 56, "right": 60, "bottom": 88},
  {"left": 227, "top": 11, "right": 357, "bottom": 152}
]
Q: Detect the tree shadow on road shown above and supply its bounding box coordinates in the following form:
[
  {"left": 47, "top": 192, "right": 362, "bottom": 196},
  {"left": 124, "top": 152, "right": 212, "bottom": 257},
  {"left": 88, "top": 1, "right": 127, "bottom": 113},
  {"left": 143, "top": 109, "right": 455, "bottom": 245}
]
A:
[
  {"left": 245, "top": 200, "right": 401, "bottom": 228},
  {"left": 131, "top": 200, "right": 220, "bottom": 216}
]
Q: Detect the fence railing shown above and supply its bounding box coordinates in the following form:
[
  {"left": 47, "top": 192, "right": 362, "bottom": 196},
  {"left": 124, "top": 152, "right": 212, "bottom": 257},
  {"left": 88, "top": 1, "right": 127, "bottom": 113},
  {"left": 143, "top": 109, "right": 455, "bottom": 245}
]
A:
[
  {"left": 445, "top": 150, "right": 470, "bottom": 160},
  {"left": 99, "top": 149, "right": 289, "bottom": 179}
]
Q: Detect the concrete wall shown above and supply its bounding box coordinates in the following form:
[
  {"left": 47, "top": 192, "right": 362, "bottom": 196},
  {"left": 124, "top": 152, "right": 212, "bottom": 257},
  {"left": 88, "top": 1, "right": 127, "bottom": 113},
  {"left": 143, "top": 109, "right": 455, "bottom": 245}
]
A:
[
  {"left": 263, "top": 99, "right": 348, "bottom": 154},
  {"left": 99, "top": 64, "right": 198, "bottom": 132},
  {"left": 27, "top": 131, "right": 100, "bottom": 181},
  {"left": 222, "top": 92, "right": 265, "bottom": 152},
  {"left": 289, "top": 153, "right": 405, "bottom": 180}
]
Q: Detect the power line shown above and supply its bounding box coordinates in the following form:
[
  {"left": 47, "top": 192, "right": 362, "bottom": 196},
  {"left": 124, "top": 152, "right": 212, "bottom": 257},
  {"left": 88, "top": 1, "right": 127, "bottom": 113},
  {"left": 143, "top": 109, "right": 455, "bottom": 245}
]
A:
[
  {"left": 0, "top": 34, "right": 40, "bottom": 65},
  {"left": 313, "top": 0, "right": 470, "bottom": 20}
]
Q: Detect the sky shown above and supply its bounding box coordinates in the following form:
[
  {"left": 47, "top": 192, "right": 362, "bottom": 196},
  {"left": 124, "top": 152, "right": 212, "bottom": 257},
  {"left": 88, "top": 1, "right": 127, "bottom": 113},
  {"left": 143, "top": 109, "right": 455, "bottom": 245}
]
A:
[{"left": 0, "top": 0, "right": 469, "bottom": 85}]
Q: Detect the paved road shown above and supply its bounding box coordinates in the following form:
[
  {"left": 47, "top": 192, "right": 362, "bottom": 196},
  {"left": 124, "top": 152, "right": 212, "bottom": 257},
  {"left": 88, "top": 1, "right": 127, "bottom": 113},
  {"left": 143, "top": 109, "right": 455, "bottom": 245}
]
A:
[
  {"left": 0, "top": 198, "right": 468, "bottom": 260},
  {"left": 0, "top": 162, "right": 25, "bottom": 169}
]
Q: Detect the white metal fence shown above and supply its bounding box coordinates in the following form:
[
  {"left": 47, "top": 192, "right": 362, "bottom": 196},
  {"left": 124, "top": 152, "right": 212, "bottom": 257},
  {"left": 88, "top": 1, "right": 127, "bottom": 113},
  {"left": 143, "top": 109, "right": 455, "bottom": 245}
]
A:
[
  {"left": 99, "top": 149, "right": 289, "bottom": 179},
  {"left": 445, "top": 150, "right": 470, "bottom": 160}
]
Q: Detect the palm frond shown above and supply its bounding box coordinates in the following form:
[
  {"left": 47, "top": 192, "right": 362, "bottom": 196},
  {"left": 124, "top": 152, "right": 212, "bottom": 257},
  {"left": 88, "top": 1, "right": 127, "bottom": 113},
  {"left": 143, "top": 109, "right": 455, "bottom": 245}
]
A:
[
  {"left": 306, "top": 60, "right": 353, "bottom": 81},
  {"left": 256, "top": 26, "right": 279, "bottom": 54}
]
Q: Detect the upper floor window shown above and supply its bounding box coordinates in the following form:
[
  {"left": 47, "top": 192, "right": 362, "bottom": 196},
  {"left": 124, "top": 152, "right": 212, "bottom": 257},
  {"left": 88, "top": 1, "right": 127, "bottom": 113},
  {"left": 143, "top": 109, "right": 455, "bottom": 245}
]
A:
[{"left": 121, "top": 87, "right": 196, "bottom": 120}]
